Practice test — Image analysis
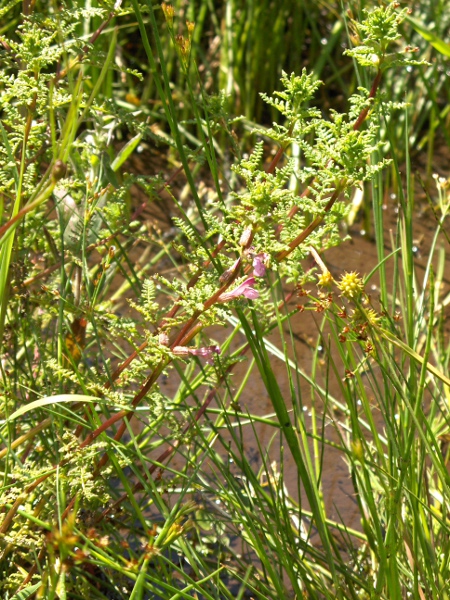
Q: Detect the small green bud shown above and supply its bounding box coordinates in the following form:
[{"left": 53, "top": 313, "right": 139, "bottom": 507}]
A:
[
  {"left": 352, "top": 439, "right": 364, "bottom": 462},
  {"left": 90, "top": 154, "right": 100, "bottom": 168}
]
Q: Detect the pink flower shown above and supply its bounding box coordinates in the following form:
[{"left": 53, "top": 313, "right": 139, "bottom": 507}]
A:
[
  {"left": 252, "top": 253, "right": 269, "bottom": 277},
  {"left": 217, "top": 277, "right": 259, "bottom": 303},
  {"left": 173, "top": 345, "right": 221, "bottom": 364}
]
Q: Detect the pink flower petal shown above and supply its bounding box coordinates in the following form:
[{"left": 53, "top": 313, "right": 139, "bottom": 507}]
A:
[
  {"left": 188, "top": 345, "right": 221, "bottom": 358},
  {"left": 241, "top": 286, "right": 260, "bottom": 299},
  {"left": 172, "top": 345, "right": 221, "bottom": 364},
  {"left": 252, "top": 253, "right": 269, "bottom": 277},
  {"left": 218, "top": 277, "right": 259, "bottom": 303}
]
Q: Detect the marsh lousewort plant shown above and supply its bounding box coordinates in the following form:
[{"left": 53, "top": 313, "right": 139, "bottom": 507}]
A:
[{"left": 2, "top": 2, "right": 445, "bottom": 598}]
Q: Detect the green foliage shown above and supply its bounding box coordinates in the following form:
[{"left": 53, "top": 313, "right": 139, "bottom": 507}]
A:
[
  {"left": 259, "top": 69, "right": 323, "bottom": 138},
  {"left": 1, "top": 0, "right": 449, "bottom": 598}
]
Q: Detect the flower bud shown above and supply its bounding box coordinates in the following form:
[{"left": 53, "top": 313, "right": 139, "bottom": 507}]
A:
[
  {"left": 239, "top": 227, "right": 253, "bottom": 248},
  {"left": 52, "top": 160, "right": 67, "bottom": 182},
  {"left": 219, "top": 258, "right": 240, "bottom": 283},
  {"left": 159, "top": 333, "right": 169, "bottom": 346}
]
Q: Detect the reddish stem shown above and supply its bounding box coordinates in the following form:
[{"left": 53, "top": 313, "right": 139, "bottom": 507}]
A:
[
  {"left": 352, "top": 69, "right": 382, "bottom": 131},
  {"left": 276, "top": 186, "right": 343, "bottom": 261}
]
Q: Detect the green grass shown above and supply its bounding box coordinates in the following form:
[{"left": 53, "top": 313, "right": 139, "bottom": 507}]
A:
[{"left": 1, "top": 1, "right": 450, "bottom": 598}]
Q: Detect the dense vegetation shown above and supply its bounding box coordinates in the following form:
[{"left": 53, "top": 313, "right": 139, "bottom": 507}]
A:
[{"left": 1, "top": 1, "right": 450, "bottom": 598}]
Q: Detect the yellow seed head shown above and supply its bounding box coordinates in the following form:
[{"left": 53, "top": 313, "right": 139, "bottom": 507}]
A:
[
  {"left": 365, "top": 308, "right": 380, "bottom": 326},
  {"left": 317, "top": 270, "right": 333, "bottom": 288},
  {"left": 161, "top": 3, "right": 174, "bottom": 29},
  {"left": 338, "top": 272, "right": 364, "bottom": 299},
  {"left": 186, "top": 20, "right": 195, "bottom": 38}
]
